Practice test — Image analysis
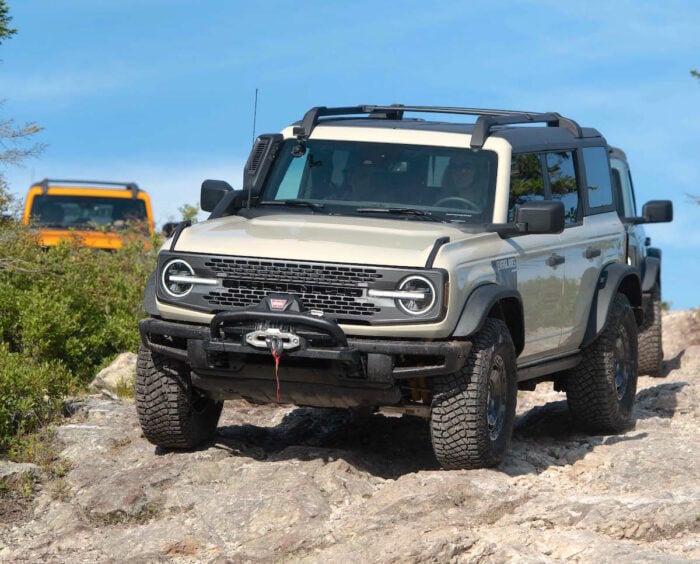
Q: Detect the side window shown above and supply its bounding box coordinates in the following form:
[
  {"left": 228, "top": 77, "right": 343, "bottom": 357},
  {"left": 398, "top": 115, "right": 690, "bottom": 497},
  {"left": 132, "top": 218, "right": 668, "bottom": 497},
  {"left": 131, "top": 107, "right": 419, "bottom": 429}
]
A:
[
  {"left": 583, "top": 146, "right": 614, "bottom": 210},
  {"left": 508, "top": 153, "right": 544, "bottom": 222},
  {"left": 546, "top": 151, "right": 578, "bottom": 225}
]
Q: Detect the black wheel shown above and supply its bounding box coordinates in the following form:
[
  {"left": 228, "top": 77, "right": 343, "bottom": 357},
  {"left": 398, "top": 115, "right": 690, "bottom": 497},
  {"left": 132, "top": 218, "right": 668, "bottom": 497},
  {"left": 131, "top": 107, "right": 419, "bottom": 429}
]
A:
[
  {"left": 430, "top": 318, "right": 517, "bottom": 469},
  {"left": 135, "top": 345, "right": 223, "bottom": 449},
  {"left": 566, "top": 293, "right": 638, "bottom": 433},
  {"left": 638, "top": 284, "right": 664, "bottom": 376}
]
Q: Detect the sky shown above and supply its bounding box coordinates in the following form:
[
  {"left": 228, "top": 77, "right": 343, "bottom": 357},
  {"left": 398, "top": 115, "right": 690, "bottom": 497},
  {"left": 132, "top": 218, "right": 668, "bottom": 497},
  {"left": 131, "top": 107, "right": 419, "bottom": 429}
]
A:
[{"left": 1, "top": 0, "right": 699, "bottom": 309}]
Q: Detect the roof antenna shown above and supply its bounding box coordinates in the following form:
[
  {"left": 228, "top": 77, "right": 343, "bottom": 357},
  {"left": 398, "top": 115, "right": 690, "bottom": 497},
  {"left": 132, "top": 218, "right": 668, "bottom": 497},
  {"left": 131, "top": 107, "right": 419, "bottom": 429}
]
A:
[
  {"left": 251, "top": 87, "right": 259, "bottom": 145},
  {"left": 247, "top": 88, "right": 259, "bottom": 210}
]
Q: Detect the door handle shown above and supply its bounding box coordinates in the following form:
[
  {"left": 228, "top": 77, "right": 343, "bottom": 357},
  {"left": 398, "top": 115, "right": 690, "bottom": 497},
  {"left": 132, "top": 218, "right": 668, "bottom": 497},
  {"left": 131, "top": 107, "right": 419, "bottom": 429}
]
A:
[
  {"left": 584, "top": 247, "right": 601, "bottom": 259},
  {"left": 546, "top": 254, "right": 565, "bottom": 267}
]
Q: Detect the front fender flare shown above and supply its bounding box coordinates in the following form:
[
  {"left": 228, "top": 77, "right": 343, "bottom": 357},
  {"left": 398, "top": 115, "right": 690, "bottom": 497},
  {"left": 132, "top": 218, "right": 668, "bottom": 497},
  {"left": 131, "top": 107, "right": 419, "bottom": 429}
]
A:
[{"left": 452, "top": 284, "right": 524, "bottom": 355}]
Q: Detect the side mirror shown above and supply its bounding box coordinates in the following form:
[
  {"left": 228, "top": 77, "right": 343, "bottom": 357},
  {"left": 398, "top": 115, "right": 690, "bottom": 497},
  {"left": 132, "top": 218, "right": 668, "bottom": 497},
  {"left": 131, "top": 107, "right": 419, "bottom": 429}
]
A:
[
  {"left": 631, "top": 200, "right": 673, "bottom": 224},
  {"left": 490, "top": 200, "right": 565, "bottom": 237},
  {"left": 515, "top": 200, "right": 565, "bottom": 234},
  {"left": 201, "top": 179, "right": 234, "bottom": 212},
  {"left": 162, "top": 222, "right": 178, "bottom": 238}
]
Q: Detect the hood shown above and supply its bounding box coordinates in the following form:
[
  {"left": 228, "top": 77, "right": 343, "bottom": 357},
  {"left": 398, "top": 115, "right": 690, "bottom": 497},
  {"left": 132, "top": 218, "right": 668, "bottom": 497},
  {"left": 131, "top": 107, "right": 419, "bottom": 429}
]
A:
[{"left": 172, "top": 213, "right": 475, "bottom": 267}]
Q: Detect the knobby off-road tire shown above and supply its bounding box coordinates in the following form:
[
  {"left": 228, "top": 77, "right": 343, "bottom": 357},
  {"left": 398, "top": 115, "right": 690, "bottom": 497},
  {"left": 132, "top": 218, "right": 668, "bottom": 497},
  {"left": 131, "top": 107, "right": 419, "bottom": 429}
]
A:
[
  {"left": 135, "top": 345, "right": 223, "bottom": 449},
  {"left": 566, "top": 293, "right": 638, "bottom": 433},
  {"left": 637, "top": 284, "right": 664, "bottom": 376},
  {"left": 430, "top": 318, "right": 517, "bottom": 469}
]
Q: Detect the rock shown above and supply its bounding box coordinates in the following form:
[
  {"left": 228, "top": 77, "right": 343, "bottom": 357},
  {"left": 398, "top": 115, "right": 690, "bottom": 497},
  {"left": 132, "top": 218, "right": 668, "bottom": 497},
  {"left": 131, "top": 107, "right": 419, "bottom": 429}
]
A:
[
  {"left": 0, "top": 461, "right": 40, "bottom": 483},
  {"left": 88, "top": 352, "right": 137, "bottom": 394},
  {"left": 1, "top": 309, "right": 699, "bottom": 561}
]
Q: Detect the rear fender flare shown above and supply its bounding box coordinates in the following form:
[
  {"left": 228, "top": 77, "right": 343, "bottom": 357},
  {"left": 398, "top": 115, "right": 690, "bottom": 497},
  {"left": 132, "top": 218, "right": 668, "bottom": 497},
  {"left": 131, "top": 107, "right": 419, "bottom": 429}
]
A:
[
  {"left": 581, "top": 263, "right": 641, "bottom": 349},
  {"left": 641, "top": 255, "right": 660, "bottom": 293}
]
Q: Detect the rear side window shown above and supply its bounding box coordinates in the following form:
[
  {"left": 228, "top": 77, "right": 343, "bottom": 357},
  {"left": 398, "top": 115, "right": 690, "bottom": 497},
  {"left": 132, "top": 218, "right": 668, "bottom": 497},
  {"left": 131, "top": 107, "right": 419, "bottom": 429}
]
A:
[
  {"left": 508, "top": 153, "right": 544, "bottom": 221},
  {"left": 546, "top": 151, "right": 578, "bottom": 225},
  {"left": 583, "top": 147, "right": 614, "bottom": 210}
]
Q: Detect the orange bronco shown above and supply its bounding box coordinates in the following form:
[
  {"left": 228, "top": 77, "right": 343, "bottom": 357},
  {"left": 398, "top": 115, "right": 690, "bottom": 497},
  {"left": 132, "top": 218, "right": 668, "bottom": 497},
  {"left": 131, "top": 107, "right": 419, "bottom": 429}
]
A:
[{"left": 23, "top": 179, "right": 155, "bottom": 249}]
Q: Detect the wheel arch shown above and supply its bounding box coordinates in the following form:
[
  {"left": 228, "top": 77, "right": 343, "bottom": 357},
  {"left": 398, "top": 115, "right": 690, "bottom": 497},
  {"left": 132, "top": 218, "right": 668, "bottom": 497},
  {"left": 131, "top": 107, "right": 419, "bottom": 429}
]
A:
[
  {"left": 581, "top": 263, "right": 642, "bottom": 349},
  {"left": 452, "top": 284, "right": 524, "bottom": 356}
]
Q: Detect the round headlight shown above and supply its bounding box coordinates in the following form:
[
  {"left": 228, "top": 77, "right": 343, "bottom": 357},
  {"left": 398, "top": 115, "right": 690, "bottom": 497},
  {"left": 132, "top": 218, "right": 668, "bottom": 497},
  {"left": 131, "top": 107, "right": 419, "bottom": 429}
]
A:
[
  {"left": 161, "top": 259, "right": 195, "bottom": 297},
  {"left": 396, "top": 275, "right": 436, "bottom": 316}
]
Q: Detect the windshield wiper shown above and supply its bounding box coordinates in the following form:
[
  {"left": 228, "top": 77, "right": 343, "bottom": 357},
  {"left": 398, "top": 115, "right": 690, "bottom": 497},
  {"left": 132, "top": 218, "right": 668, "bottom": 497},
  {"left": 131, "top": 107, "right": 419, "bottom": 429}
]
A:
[
  {"left": 356, "top": 207, "right": 447, "bottom": 222},
  {"left": 261, "top": 200, "right": 326, "bottom": 212}
]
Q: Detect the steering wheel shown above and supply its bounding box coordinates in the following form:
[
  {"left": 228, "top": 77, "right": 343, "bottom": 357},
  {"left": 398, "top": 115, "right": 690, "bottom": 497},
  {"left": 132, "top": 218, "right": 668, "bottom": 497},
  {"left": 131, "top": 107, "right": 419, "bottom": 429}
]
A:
[{"left": 434, "top": 196, "right": 480, "bottom": 211}]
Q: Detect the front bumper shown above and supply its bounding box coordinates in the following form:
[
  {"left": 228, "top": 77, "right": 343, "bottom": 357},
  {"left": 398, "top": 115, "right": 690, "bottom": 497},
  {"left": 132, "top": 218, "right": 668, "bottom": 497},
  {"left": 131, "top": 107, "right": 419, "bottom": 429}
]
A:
[{"left": 139, "top": 311, "right": 471, "bottom": 407}]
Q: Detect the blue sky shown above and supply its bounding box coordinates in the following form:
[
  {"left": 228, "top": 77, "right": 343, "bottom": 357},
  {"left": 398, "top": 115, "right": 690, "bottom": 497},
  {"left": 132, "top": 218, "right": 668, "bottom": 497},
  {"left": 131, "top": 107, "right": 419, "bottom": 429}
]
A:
[{"left": 1, "top": 1, "right": 699, "bottom": 309}]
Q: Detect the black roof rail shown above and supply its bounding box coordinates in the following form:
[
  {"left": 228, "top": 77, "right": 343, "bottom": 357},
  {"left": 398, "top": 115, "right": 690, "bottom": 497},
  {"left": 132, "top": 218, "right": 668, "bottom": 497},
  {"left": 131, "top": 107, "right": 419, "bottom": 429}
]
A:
[
  {"left": 32, "top": 179, "right": 141, "bottom": 198},
  {"left": 292, "top": 105, "right": 583, "bottom": 148}
]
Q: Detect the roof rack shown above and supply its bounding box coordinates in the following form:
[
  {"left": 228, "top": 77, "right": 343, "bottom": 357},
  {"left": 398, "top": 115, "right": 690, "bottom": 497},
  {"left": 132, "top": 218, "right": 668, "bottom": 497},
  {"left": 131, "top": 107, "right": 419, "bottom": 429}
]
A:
[
  {"left": 292, "top": 105, "right": 583, "bottom": 149},
  {"left": 32, "top": 179, "right": 141, "bottom": 198}
]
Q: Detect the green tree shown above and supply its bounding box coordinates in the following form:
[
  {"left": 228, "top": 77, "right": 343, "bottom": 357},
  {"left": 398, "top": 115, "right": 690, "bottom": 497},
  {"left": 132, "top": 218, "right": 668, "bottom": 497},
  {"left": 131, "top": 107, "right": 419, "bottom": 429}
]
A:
[
  {"left": 691, "top": 69, "right": 699, "bottom": 79},
  {"left": 178, "top": 203, "right": 200, "bottom": 223},
  {"left": 0, "top": 0, "right": 17, "bottom": 44}
]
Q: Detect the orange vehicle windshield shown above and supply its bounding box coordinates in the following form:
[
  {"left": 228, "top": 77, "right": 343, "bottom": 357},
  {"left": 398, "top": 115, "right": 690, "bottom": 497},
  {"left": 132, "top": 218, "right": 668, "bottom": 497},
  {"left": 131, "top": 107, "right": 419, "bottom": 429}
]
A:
[{"left": 29, "top": 194, "right": 149, "bottom": 233}]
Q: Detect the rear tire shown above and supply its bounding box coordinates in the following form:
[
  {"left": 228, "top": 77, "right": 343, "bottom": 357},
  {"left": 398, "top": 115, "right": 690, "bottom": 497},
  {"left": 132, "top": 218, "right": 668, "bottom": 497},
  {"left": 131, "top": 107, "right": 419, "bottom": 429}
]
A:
[
  {"left": 637, "top": 284, "right": 664, "bottom": 376},
  {"left": 135, "top": 345, "right": 223, "bottom": 449},
  {"left": 566, "top": 293, "right": 638, "bottom": 433},
  {"left": 430, "top": 318, "right": 517, "bottom": 469}
]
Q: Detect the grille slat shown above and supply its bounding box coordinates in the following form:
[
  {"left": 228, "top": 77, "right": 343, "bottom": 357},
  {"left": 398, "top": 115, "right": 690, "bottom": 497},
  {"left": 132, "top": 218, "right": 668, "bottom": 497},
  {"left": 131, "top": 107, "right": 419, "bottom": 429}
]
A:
[{"left": 203, "top": 257, "right": 382, "bottom": 286}]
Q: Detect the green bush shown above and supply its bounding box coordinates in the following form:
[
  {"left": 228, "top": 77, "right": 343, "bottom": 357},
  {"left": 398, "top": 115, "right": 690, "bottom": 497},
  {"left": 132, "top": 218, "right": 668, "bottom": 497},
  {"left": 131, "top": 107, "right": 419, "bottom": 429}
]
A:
[
  {"left": 0, "top": 344, "right": 74, "bottom": 451},
  {"left": 0, "top": 212, "right": 160, "bottom": 450}
]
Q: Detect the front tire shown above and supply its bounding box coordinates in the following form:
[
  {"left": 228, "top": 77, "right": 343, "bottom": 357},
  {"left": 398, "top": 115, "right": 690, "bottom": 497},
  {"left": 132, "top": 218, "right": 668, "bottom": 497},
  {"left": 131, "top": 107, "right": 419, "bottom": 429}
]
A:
[
  {"left": 135, "top": 345, "right": 223, "bottom": 449},
  {"left": 566, "top": 293, "right": 638, "bottom": 433},
  {"left": 430, "top": 318, "right": 517, "bottom": 469}
]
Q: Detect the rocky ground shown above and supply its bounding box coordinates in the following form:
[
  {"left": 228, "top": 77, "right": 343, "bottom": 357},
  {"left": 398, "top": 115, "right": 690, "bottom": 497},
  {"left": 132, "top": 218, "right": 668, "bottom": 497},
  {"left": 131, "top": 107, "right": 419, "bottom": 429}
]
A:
[{"left": 1, "top": 311, "right": 699, "bottom": 562}]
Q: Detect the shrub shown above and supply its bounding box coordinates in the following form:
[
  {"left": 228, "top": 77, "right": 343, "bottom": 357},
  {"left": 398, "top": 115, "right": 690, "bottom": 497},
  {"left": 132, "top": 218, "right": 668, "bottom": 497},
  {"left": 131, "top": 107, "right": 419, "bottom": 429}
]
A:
[
  {"left": 0, "top": 344, "right": 74, "bottom": 451},
  {"left": 0, "top": 222, "right": 158, "bottom": 382},
  {"left": 0, "top": 214, "right": 160, "bottom": 450}
]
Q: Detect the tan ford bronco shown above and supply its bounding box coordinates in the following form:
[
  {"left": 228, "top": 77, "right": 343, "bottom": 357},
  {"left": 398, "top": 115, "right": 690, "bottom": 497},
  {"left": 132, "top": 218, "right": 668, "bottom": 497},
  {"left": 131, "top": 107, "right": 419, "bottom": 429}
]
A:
[{"left": 136, "top": 105, "right": 672, "bottom": 469}]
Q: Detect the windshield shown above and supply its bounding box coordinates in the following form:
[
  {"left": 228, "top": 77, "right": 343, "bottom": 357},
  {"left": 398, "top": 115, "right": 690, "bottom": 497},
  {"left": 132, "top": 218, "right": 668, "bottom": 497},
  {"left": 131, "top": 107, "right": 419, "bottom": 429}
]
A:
[
  {"left": 29, "top": 195, "right": 149, "bottom": 232},
  {"left": 261, "top": 140, "right": 497, "bottom": 223}
]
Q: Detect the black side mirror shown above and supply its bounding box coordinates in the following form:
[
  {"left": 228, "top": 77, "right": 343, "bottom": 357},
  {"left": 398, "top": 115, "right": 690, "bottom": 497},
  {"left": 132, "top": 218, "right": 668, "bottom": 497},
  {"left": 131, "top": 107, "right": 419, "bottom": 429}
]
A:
[
  {"left": 201, "top": 179, "right": 234, "bottom": 212},
  {"left": 515, "top": 200, "right": 565, "bottom": 234},
  {"left": 490, "top": 200, "right": 565, "bottom": 237},
  {"left": 632, "top": 200, "right": 673, "bottom": 224}
]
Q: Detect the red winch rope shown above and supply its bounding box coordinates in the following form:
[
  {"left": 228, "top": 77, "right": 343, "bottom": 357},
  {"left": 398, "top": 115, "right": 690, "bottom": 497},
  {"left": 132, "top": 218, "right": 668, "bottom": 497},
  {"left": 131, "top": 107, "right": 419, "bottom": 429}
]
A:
[{"left": 271, "top": 347, "right": 281, "bottom": 403}]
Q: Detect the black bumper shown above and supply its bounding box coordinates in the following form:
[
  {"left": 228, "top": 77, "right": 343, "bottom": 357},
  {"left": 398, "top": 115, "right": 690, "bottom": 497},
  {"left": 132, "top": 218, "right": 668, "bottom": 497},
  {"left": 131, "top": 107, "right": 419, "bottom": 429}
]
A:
[
  {"left": 139, "top": 314, "right": 471, "bottom": 406},
  {"left": 140, "top": 317, "right": 470, "bottom": 378}
]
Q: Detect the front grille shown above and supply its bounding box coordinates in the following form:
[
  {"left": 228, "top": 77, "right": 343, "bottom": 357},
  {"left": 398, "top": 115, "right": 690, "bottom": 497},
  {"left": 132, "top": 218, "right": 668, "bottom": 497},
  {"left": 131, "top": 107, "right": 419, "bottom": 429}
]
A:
[{"left": 205, "top": 280, "right": 380, "bottom": 316}]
